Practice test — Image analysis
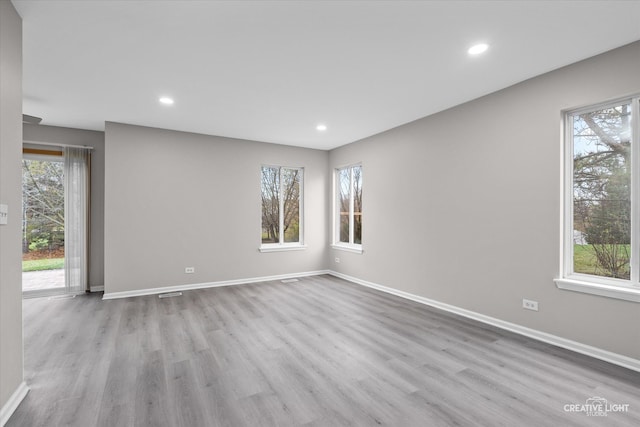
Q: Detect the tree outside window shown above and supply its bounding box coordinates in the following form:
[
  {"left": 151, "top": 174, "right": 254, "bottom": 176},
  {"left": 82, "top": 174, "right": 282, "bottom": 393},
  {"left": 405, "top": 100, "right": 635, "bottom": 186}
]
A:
[
  {"left": 571, "top": 102, "right": 631, "bottom": 279},
  {"left": 337, "top": 164, "right": 362, "bottom": 246},
  {"left": 261, "top": 166, "right": 302, "bottom": 245},
  {"left": 22, "top": 158, "right": 65, "bottom": 256}
]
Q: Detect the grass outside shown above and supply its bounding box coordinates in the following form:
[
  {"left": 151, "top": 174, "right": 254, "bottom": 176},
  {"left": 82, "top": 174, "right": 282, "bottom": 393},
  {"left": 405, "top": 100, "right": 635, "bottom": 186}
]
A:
[
  {"left": 22, "top": 257, "right": 64, "bottom": 272},
  {"left": 573, "top": 244, "right": 630, "bottom": 278}
]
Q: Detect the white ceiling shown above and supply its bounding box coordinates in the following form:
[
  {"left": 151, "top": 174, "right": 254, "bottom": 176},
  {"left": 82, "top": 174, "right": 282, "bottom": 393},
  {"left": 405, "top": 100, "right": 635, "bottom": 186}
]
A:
[{"left": 12, "top": 0, "right": 640, "bottom": 150}]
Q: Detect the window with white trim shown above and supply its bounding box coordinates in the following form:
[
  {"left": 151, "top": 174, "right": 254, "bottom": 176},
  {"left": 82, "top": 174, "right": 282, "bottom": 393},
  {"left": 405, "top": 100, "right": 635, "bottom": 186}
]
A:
[
  {"left": 557, "top": 96, "right": 640, "bottom": 302},
  {"left": 260, "top": 166, "right": 303, "bottom": 250},
  {"left": 334, "top": 164, "right": 362, "bottom": 250}
]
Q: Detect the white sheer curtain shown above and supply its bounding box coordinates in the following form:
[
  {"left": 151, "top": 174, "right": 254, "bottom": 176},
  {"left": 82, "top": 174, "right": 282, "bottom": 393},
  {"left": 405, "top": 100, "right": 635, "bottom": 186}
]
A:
[{"left": 64, "top": 147, "right": 90, "bottom": 294}]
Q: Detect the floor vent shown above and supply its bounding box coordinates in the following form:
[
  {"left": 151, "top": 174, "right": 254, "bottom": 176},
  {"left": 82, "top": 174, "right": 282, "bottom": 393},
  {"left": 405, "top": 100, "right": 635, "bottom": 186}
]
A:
[
  {"left": 159, "top": 291, "right": 183, "bottom": 299},
  {"left": 281, "top": 278, "right": 300, "bottom": 283}
]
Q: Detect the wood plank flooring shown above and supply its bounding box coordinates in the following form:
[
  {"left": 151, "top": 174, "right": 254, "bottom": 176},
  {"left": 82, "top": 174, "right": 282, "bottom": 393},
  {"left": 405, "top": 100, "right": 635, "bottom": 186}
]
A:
[{"left": 8, "top": 275, "right": 640, "bottom": 426}]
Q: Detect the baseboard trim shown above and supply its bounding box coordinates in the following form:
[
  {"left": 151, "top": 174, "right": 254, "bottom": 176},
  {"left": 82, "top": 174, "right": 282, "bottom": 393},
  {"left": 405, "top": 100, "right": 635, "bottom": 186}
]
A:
[
  {"left": 89, "top": 285, "right": 104, "bottom": 293},
  {"left": 0, "top": 382, "right": 29, "bottom": 427},
  {"left": 329, "top": 271, "right": 640, "bottom": 373},
  {"left": 102, "top": 270, "right": 330, "bottom": 300}
]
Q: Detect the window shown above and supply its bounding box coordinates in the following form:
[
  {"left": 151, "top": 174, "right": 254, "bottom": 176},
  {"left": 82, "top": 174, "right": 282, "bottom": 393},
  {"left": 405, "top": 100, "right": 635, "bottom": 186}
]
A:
[
  {"left": 334, "top": 164, "right": 362, "bottom": 251},
  {"left": 260, "top": 166, "right": 304, "bottom": 251},
  {"left": 556, "top": 96, "right": 640, "bottom": 302}
]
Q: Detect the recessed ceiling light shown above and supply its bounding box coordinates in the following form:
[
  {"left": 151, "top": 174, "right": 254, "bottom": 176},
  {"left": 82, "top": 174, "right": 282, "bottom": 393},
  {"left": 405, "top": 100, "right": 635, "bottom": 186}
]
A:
[
  {"left": 316, "top": 124, "right": 327, "bottom": 131},
  {"left": 468, "top": 43, "right": 489, "bottom": 55},
  {"left": 159, "top": 96, "right": 174, "bottom": 105}
]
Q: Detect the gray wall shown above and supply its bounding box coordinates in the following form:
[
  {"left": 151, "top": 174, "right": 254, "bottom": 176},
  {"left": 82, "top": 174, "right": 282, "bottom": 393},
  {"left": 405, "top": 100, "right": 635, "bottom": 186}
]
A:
[
  {"left": 0, "top": 0, "right": 23, "bottom": 410},
  {"left": 329, "top": 41, "right": 640, "bottom": 359},
  {"left": 23, "top": 124, "right": 106, "bottom": 290},
  {"left": 104, "top": 122, "right": 328, "bottom": 294}
]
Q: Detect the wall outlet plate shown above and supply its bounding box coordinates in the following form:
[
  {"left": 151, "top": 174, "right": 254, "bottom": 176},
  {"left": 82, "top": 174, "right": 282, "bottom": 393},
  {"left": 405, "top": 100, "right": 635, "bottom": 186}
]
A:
[
  {"left": 523, "top": 298, "right": 539, "bottom": 311},
  {"left": 185, "top": 267, "right": 195, "bottom": 274},
  {"left": 0, "top": 204, "right": 7, "bottom": 225}
]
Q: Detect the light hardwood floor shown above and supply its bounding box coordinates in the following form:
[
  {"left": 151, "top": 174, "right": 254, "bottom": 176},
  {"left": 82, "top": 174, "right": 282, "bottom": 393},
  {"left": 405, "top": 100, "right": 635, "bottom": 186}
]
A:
[{"left": 8, "top": 275, "right": 640, "bottom": 426}]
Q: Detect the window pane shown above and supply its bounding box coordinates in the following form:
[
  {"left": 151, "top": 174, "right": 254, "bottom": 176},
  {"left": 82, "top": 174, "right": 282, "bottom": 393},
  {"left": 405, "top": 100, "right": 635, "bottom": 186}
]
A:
[
  {"left": 572, "top": 103, "right": 631, "bottom": 279},
  {"left": 282, "top": 168, "right": 301, "bottom": 243},
  {"left": 353, "top": 165, "right": 362, "bottom": 244},
  {"left": 261, "top": 166, "right": 280, "bottom": 244},
  {"left": 339, "top": 168, "right": 350, "bottom": 243},
  {"left": 22, "top": 160, "right": 65, "bottom": 252}
]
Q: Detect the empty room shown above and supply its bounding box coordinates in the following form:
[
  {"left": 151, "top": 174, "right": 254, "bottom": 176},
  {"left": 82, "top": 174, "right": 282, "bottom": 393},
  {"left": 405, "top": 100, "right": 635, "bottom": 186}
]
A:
[{"left": 2, "top": 1, "right": 640, "bottom": 426}]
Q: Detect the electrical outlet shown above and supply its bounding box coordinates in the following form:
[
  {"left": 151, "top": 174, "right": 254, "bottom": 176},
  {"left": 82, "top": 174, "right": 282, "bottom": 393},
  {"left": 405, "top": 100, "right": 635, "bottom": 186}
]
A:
[
  {"left": 0, "top": 204, "right": 7, "bottom": 225},
  {"left": 185, "top": 267, "right": 195, "bottom": 274},
  {"left": 522, "top": 299, "right": 538, "bottom": 311},
  {"left": 335, "top": 257, "right": 340, "bottom": 263}
]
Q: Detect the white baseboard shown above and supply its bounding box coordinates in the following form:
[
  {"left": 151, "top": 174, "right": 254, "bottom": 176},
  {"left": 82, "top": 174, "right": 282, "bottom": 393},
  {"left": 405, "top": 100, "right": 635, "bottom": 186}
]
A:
[
  {"left": 89, "top": 285, "right": 104, "bottom": 293},
  {"left": 102, "top": 270, "right": 330, "bottom": 300},
  {"left": 0, "top": 382, "right": 29, "bottom": 427},
  {"left": 329, "top": 270, "right": 640, "bottom": 373}
]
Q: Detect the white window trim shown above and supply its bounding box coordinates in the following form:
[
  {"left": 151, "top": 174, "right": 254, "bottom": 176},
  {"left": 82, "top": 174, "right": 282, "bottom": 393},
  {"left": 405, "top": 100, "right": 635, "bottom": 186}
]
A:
[
  {"left": 259, "top": 165, "right": 305, "bottom": 252},
  {"left": 554, "top": 278, "right": 640, "bottom": 302},
  {"left": 333, "top": 163, "right": 362, "bottom": 251},
  {"left": 331, "top": 243, "right": 363, "bottom": 254},
  {"left": 259, "top": 244, "right": 307, "bottom": 253},
  {"left": 558, "top": 95, "right": 640, "bottom": 303}
]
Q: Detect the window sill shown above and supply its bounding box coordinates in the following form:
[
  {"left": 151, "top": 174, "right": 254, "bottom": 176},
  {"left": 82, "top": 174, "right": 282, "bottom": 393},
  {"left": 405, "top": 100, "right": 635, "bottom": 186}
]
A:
[
  {"left": 259, "top": 245, "right": 307, "bottom": 253},
  {"left": 331, "top": 244, "right": 363, "bottom": 254},
  {"left": 554, "top": 278, "right": 640, "bottom": 303}
]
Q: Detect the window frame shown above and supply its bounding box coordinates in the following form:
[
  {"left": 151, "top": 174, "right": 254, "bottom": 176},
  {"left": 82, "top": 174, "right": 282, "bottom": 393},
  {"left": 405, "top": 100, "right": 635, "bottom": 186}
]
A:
[
  {"left": 555, "top": 95, "right": 640, "bottom": 302},
  {"left": 259, "top": 165, "right": 305, "bottom": 253},
  {"left": 332, "top": 163, "right": 363, "bottom": 254}
]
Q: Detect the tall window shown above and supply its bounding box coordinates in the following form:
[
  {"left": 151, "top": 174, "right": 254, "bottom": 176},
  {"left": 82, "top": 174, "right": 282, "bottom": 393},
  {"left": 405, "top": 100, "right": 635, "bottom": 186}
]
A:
[
  {"left": 261, "top": 166, "right": 303, "bottom": 249},
  {"left": 559, "top": 96, "right": 640, "bottom": 301},
  {"left": 335, "top": 164, "right": 362, "bottom": 249}
]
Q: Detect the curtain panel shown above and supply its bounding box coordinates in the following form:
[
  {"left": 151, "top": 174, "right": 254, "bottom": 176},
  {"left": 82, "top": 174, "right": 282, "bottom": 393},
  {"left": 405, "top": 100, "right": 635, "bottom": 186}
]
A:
[{"left": 64, "top": 146, "right": 90, "bottom": 294}]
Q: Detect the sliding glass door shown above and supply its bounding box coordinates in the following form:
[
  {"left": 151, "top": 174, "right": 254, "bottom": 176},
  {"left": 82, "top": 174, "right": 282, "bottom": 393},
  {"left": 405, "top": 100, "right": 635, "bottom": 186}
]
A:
[
  {"left": 22, "top": 151, "right": 66, "bottom": 297},
  {"left": 22, "top": 146, "right": 90, "bottom": 297}
]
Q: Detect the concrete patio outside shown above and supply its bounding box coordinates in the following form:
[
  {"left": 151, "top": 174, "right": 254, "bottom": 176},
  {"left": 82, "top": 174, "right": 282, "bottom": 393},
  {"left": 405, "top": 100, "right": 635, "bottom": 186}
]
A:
[{"left": 22, "top": 269, "right": 64, "bottom": 293}]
